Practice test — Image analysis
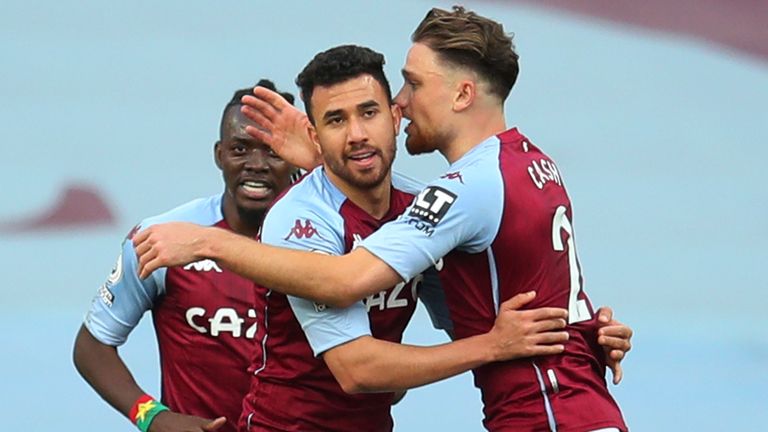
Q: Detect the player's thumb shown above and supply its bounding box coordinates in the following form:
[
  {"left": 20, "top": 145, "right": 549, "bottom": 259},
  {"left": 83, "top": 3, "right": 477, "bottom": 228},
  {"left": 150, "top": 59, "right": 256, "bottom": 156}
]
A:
[
  {"left": 203, "top": 417, "right": 227, "bottom": 431},
  {"left": 500, "top": 291, "right": 536, "bottom": 312},
  {"left": 596, "top": 306, "right": 613, "bottom": 323},
  {"left": 611, "top": 362, "right": 623, "bottom": 385}
]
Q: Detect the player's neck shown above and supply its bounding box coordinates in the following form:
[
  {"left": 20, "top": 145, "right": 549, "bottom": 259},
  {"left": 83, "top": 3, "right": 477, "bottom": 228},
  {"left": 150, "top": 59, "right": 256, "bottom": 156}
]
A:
[
  {"left": 441, "top": 108, "right": 507, "bottom": 164},
  {"left": 326, "top": 169, "right": 392, "bottom": 219},
  {"left": 221, "top": 197, "right": 263, "bottom": 237}
]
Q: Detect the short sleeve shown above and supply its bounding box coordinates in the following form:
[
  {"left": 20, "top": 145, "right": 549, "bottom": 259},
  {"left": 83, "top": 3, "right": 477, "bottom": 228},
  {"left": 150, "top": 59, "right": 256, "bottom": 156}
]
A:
[
  {"left": 287, "top": 295, "right": 371, "bottom": 356},
  {"left": 83, "top": 235, "right": 167, "bottom": 346},
  {"left": 261, "top": 195, "right": 372, "bottom": 356},
  {"left": 361, "top": 166, "right": 504, "bottom": 282}
]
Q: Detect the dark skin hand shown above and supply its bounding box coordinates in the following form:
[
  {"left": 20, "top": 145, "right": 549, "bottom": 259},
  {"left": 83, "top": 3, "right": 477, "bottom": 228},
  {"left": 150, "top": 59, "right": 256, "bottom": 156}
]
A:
[
  {"left": 73, "top": 326, "right": 226, "bottom": 431},
  {"left": 149, "top": 412, "right": 226, "bottom": 432}
]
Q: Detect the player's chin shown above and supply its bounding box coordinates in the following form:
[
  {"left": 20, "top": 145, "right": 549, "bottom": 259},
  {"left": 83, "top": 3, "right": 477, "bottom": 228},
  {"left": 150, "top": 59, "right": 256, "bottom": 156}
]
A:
[
  {"left": 351, "top": 168, "right": 388, "bottom": 189},
  {"left": 235, "top": 196, "right": 273, "bottom": 216},
  {"left": 404, "top": 135, "right": 433, "bottom": 155}
]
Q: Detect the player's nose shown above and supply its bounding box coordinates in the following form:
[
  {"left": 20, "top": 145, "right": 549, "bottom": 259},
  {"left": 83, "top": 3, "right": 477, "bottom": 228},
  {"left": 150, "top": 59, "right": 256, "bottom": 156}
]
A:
[
  {"left": 243, "top": 148, "right": 269, "bottom": 171},
  {"left": 347, "top": 116, "right": 368, "bottom": 143},
  {"left": 393, "top": 87, "right": 408, "bottom": 110}
]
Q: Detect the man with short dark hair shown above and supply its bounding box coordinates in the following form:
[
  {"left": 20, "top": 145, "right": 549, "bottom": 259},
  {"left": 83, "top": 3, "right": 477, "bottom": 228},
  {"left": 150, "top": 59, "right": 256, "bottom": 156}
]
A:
[{"left": 73, "top": 80, "right": 297, "bottom": 432}]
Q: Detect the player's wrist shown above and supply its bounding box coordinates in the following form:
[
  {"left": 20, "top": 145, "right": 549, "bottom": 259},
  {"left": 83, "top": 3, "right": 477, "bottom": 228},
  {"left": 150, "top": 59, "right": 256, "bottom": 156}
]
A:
[
  {"left": 129, "top": 394, "right": 169, "bottom": 432},
  {"left": 486, "top": 333, "right": 507, "bottom": 363},
  {"left": 199, "top": 227, "right": 225, "bottom": 260},
  {"left": 466, "top": 333, "right": 499, "bottom": 364}
]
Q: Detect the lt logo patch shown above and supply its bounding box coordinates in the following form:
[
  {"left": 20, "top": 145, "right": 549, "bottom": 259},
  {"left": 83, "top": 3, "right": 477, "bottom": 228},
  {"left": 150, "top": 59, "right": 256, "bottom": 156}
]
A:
[{"left": 408, "top": 186, "right": 457, "bottom": 226}]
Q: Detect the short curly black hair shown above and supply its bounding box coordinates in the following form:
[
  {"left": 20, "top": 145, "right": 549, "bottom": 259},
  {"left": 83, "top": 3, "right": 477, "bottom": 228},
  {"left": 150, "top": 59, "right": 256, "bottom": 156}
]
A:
[
  {"left": 220, "top": 79, "right": 294, "bottom": 138},
  {"left": 296, "top": 45, "right": 392, "bottom": 124}
]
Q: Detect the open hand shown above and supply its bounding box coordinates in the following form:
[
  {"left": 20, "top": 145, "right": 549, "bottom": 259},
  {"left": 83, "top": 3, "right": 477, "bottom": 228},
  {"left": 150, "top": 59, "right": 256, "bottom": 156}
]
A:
[
  {"left": 241, "top": 86, "right": 320, "bottom": 171},
  {"left": 148, "top": 411, "right": 226, "bottom": 432},
  {"left": 488, "top": 291, "right": 569, "bottom": 361}
]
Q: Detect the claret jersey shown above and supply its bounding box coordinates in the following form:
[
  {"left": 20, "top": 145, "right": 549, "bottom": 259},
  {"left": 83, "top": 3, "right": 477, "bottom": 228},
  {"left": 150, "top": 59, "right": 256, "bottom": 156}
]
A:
[
  {"left": 84, "top": 195, "right": 265, "bottom": 432},
  {"left": 240, "top": 167, "right": 448, "bottom": 432},
  {"left": 362, "top": 129, "right": 627, "bottom": 432}
]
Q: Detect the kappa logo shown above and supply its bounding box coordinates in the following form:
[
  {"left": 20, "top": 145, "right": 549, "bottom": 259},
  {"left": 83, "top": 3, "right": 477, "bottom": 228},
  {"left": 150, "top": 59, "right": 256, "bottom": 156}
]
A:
[
  {"left": 408, "top": 186, "right": 457, "bottom": 226},
  {"left": 285, "top": 219, "right": 322, "bottom": 241},
  {"left": 184, "top": 259, "right": 223, "bottom": 273},
  {"left": 441, "top": 171, "right": 464, "bottom": 184}
]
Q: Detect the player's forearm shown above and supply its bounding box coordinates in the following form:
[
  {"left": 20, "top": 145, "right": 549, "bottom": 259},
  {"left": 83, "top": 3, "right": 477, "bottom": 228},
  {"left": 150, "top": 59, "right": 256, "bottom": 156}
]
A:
[
  {"left": 325, "top": 334, "right": 498, "bottom": 394},
  {"left": 72, "top": 325, "right": 145, "bottom": 418},
  {"left": 203, "top": 228, "right": 393, "bottom": 307}
]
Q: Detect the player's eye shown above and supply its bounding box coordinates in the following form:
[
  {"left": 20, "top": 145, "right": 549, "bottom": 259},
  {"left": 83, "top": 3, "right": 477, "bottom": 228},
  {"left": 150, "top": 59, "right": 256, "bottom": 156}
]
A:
[{"left": 326, "top": 116, "right": 343, "bottom": 126}]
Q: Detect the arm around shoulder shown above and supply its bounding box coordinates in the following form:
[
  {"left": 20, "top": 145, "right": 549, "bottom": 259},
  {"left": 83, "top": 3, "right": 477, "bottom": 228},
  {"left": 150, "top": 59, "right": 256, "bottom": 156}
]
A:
[{"left": 206, "top": 230, "right": 401, "bottom": 308}]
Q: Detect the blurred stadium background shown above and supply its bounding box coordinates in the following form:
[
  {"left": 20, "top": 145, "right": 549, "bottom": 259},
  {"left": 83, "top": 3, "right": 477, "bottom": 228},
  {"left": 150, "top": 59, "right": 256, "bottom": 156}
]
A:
[{"left": 2, "top": 1, "right": 766, "bottom": 430}]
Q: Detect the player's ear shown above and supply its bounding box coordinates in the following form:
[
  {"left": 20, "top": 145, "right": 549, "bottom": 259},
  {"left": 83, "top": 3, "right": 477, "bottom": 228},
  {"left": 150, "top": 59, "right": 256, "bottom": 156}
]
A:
[
  {"left": 453, "top": 79, "right": 475, "bottom": 112},
  {"left": 308, "top": 125, "right": 323, "bottom": 156},
  {"left": 214, "top": 140, "right": 223, "bottom": 170},
  {"left": 391, "top": 104, "right": 403, "bottom": 136}
]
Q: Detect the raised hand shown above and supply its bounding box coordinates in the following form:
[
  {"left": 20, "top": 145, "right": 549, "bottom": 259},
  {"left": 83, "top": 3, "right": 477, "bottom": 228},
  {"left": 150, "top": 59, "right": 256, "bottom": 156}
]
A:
[
  {"left": 595, "top": 306, "right": 633, "bottom": 384},
  {"left": 241, "top": 86, "right": 321, "bottom": 171},
  {"left": 488, "top": 291, "right": 569, "bottom": 361}
]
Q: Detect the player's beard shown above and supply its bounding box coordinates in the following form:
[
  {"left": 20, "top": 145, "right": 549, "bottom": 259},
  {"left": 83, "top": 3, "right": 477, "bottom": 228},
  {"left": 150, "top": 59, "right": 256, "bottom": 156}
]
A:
[
  {"left": 327, "top": 142, "right": 396, "bottom": 189},
  {"left": 404, "top": 121, "right": 450, "bottom": 156}
]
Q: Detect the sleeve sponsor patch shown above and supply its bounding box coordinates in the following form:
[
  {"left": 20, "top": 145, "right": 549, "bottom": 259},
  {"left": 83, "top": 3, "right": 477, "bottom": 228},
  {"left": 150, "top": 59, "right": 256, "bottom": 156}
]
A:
[
  {"left": 98, "top": 284, "right": 114, "bottom": 307},
  {"left": 97, "top": 252, "right": 123, "bottom": 307},
  {"left": 408, "top": 186, "right": 457, "bottom": 226},
  {"left": 106, "top": 252, "right": 124, "bottom": 286}
]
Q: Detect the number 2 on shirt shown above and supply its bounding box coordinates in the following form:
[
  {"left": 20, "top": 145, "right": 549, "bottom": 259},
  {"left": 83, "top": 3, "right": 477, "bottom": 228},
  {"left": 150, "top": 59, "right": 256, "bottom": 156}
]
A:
[{"left": 552, "top": 205, "right": 592, "bottom": 324}]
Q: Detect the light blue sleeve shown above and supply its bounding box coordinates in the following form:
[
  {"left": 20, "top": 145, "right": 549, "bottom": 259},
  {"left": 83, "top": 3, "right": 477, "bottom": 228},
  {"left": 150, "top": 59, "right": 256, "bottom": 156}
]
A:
[
  {"left": 361, "top": 161, "right": 504, "bottom": 282},
  {"left": 261, "top": 194, "right": 372, "bottom": 357},
  {"left": 83, "top": 236, "right": 167, "bottom": 346}
]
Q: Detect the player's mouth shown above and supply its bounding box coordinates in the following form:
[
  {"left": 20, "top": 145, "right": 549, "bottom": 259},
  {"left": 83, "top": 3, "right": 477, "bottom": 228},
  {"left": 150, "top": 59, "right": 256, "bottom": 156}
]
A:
[
  {"left": 238, "top": 180, "right": 273, "bottom": 200},
  {"left": 347, "top": 150, "right": 379, "bottom": 169}
]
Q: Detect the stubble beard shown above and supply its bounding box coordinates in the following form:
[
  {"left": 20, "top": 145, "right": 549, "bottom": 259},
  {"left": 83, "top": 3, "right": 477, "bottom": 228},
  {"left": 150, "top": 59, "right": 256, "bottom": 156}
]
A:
[
  {"left": 405, "top": 126, "right": 451, "bottom": 156},
  {"left": 327, "top": 146, "right": 395, "bottom": 190}
]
